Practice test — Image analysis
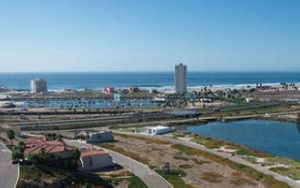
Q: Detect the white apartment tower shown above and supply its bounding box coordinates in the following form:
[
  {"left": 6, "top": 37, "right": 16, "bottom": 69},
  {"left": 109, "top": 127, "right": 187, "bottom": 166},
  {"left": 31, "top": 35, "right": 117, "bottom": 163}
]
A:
[
  {"left": 30, "top": 78, "right": 48, "bottom": 93},
  {"left": 174, "top": 63, "right": 187, "bottom": 93}
]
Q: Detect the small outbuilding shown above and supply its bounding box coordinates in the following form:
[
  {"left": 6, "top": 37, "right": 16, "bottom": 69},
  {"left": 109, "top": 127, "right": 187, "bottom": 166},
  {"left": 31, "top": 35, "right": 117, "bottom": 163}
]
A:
[
  {"left": 75, "top": 130, "right": 114, "bottom": 144},
  {"left": 137, "top": 125, "right": 172, "bottom": 136},
  {"left": 79, "top": 149, "right": 114, "bottom": 171}
]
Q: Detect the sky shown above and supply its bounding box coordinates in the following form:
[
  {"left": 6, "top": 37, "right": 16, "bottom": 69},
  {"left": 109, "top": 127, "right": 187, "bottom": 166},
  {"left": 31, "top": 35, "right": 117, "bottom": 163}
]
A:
[{"left": 0, "top": 0, "right": 300, "bottom": 72}]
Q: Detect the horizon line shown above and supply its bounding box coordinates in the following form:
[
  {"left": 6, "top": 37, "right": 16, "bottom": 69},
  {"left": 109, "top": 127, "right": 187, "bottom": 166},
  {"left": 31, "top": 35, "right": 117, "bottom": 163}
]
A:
[{"left": 1, "top": 71, "right": 300, "bottom": 74}]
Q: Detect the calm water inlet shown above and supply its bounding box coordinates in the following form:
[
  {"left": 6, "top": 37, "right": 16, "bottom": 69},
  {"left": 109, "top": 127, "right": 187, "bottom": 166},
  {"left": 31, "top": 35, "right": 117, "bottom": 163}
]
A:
[{"left": 187, "top": 120, "right": 300, "bottom": 161}]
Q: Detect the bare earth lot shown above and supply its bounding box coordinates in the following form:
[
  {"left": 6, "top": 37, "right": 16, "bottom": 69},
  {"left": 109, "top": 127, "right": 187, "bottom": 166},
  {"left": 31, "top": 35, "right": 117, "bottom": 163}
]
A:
[{"left": 105, "top": 135, "right": 265, "bottom": 188}]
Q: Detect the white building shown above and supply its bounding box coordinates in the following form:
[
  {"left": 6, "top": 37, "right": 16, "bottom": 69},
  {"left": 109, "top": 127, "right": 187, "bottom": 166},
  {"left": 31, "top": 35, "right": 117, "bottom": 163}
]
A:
[
  {"left": 174, "top": 63, "right": 187, "bottom": 94},
  {"left": 75, "top": 130, "right": 114, "bottom": 144},
  {"left": 30, "top": 79, "right": 47, "bottom": 93},
  {"left": 137, "top": 125, "right": 172, "bottom": 136},
  {"left": 79, "top": 149, "right": 114, "bottom": 171}
]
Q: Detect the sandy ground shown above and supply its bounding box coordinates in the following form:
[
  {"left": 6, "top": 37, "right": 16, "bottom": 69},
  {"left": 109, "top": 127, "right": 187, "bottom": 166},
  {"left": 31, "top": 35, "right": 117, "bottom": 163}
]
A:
[{"left": 111, "top": 135, "right": 265, "bottom": 188}]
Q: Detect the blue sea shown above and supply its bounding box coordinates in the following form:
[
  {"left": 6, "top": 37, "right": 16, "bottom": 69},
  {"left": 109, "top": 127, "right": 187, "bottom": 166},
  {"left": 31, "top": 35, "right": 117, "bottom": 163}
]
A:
[
  {"left": 1, "top": 72, "right": 300, "bottom": 90},
  {"left": 188, "top": 120, "right": 300, "bottom": 162}
]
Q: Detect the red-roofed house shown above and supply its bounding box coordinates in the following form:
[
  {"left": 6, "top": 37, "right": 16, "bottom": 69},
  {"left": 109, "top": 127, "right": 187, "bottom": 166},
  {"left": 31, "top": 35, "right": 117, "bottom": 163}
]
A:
[
  {"left": 79, "top": 149, "right": 114, "bottom": 171},
  {"left": 24, "top": 137, "right": 74, "bottom": 159}
]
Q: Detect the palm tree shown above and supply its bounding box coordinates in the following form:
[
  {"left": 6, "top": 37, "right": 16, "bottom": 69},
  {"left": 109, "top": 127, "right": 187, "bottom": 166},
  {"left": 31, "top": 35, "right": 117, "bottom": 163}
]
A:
[
  {"left": 73, "top": 149, "right": 81, "bottom": 160},
  {"left": 6, "top": 129, "right": 15, "bottom": 146},
  {"left": 18, "top": 141, "right": 26, "bottom": 154}
]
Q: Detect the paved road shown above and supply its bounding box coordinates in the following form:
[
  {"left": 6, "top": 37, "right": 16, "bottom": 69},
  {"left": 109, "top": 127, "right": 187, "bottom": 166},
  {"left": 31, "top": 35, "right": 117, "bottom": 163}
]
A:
[
  {"left": 118, "top": 132, "right": 300, "bottom": 188},
  {"left": 0, "top": 143, "right": 19, "bottom": 188},
  {"left": 64, "top": 139, "right": 172, "bottom": 188}
]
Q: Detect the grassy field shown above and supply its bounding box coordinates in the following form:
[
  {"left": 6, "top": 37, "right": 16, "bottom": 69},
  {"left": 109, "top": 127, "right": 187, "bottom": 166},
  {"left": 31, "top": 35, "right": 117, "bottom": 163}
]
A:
[
  {"left": 156, "top": 170, "right": 192, "bottom": 188},
  {"left": 128, "top": 176, "right": 147, "bottom": 188}
]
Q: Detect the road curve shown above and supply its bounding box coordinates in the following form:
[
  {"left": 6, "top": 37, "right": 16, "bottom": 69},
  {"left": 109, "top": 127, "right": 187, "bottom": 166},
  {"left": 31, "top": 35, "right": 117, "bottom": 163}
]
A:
[
  {"left": 64, "top": 139, "right": 172, "bottom": 188},
  {"left": 0, "top": 142, "right": 19, "bottom": 188}
]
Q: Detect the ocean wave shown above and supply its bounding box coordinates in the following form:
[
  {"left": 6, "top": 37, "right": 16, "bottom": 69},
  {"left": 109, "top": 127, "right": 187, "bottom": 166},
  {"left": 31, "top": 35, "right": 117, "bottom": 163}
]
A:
[{"left": 46, "top": 82, "right": 300, "bottom": 92}]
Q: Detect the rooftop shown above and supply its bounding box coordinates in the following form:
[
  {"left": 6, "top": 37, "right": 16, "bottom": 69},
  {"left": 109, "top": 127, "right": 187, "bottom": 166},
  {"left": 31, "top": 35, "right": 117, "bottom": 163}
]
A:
[
  {"left": 81, "top": 149, "right": 108, "bottom": 158},
  {"left": 24, "top": 137, "right": 74, "bottom": 156},
  {"left": 142, "top": 125, "right": 171, "bottom": 131}
]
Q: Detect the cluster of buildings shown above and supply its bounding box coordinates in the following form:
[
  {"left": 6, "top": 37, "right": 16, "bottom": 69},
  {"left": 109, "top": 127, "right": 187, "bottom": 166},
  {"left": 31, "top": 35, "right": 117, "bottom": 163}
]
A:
[
  {"left": 23, "top": 130, "right": 115, "bottom": 172},
  {"left": 29, "top": 63, "right": 188, "bottom": 94}
]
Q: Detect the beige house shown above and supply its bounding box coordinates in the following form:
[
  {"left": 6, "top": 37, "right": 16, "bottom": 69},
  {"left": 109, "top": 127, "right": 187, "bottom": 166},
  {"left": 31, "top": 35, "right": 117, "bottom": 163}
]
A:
[{"left": 79, "top": 149, "right": 114, "bottom": 171}]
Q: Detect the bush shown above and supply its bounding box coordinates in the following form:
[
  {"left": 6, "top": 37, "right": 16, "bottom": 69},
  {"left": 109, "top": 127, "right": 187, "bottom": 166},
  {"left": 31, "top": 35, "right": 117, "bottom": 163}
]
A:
[{"left": 12, "top": 149, "right": 23, "bottom": 160}]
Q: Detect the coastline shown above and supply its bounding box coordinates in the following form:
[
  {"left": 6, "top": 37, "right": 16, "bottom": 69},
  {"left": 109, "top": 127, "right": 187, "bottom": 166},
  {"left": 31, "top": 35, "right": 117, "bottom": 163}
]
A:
[{"left": 2, "top": 82, "right": 300, "bottom": 92}]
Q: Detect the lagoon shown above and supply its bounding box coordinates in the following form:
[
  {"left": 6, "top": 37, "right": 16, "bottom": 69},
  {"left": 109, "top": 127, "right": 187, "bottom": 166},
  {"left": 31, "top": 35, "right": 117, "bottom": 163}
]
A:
[{"left": 188, "top": 120, "right": 300, "bottom": 161}]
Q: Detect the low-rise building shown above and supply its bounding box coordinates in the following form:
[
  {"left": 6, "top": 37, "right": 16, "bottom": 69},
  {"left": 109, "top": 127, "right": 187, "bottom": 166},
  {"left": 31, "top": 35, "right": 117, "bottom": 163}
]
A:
[
  {"left": 24, "top": 137, "right": 74, "bottom": 159},
  {"left": 137, "top": 125, "right": 172, "bottom": 136},
  {"left": 75, "top": 130, "right": 114, "bottom": 144},
  {"left": 78, "top": 149, "right": 114, "bottom": 171}
]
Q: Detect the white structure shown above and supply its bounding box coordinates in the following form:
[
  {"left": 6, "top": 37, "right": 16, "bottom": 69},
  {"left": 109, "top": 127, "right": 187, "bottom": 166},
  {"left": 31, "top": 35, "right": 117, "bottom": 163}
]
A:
[
  {"left": 75, "top": 130, "right": 114, "bottom": 144},
  {"left": 30, "top": 78, "right": 47, "bottom": 93},
  {"left": 137, "top": 125, "right": 172, "bottom": 136},
  {"left": 79, "top": 149, "right": 114, "bottom": 171},
  {"left": 174, "top": 63, "right": 187, "bottom": 94}
]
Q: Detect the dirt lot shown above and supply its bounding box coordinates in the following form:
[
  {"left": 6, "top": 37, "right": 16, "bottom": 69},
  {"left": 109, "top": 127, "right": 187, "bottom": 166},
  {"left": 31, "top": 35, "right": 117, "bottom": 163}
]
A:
[
  {"left": 242, "top": 89, "right": 300, "bottom": 101},
  {"left": 105, "top": 135, "right": 265, "bottom": 188}
]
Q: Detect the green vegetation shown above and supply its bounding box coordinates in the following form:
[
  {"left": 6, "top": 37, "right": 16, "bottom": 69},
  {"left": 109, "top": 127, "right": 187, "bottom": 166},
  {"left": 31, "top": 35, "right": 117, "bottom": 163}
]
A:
[
  {"left": 11, "top": 141, "right": 27, "bottom": 160},
  {"left": 171, "top": 144, "right": 290, "bottom": 188},
  {"left": 230, "top": 177, "right": 254, "bottom": 186},
  {"left": 192, "top": 135, "right": 243, "bottom": 150},
  {"left": 18, "top": 142, "right": 26, "bottom": 153},
  {"left": 191, "top": 132, "right": 300, "bottom": 181},
  {"left": 178, "top": 164, "right": 193, "bottom": 169},
  {"left": 209, "top": 104, "right": 300, "bottom": 118},
  {"left": 11, "top": 149, "right": 23, "bottom": 160},
  {"left": 18, "top": 165, "right": 111, "bottom": 188},
  {"left": 6, "top": 129, "right": 15, "bottom": 146},
  {"left": 128, "top": 176, "right": 147, "bottom": 188},
  {"left": 156, "top": 170, "right": 192, "bottom": 188},
  {"left": 27, "top": 150, "right": 80, "bottom": 171},
  {"left": 267, "top": 157, "right": 300, "bottom": 180},
  {"left": 236, "top": 148, "right": 269, "bottom": 158},
  {"left": 173, "top": 152, "right": 189, "bottom": 161},
  {"left": 269, "top": 167, "right": 300, "bottom": 180},
  {"left": 192, "top": 135, "right": 270, "bottom": 158}
]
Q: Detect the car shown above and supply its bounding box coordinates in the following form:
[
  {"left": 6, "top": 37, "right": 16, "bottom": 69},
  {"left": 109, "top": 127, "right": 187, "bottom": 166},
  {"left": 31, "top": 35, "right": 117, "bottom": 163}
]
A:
[{"left": 11, "top": 160, "right": 19, "bottom": 164}]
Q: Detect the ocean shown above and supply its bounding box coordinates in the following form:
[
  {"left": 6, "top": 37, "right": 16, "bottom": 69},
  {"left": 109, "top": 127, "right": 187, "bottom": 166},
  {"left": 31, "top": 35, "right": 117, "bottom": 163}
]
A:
[{"left": 1, "top": 72, "right": 300, "bottom": 91}]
